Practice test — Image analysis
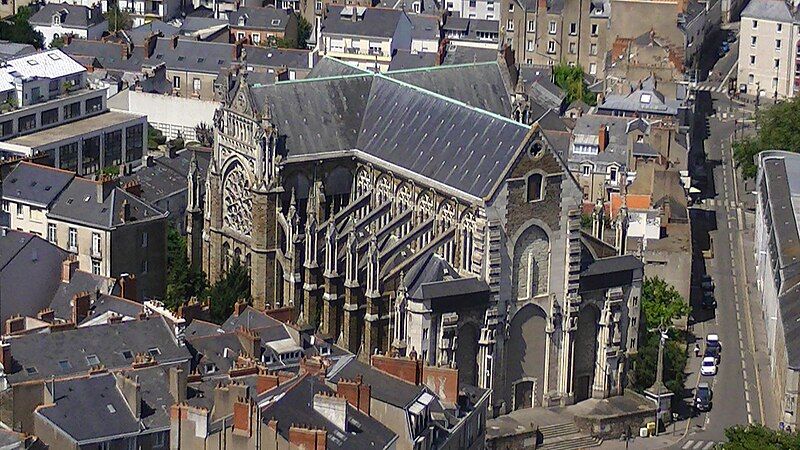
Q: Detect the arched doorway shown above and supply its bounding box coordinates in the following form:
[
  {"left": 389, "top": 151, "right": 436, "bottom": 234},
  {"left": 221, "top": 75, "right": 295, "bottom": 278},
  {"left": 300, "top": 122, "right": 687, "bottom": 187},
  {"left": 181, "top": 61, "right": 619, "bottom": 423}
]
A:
[
  {"left": 506, "top": 304, "right": 547, "bottom": 410},
  {"left": 455, "top": 322, "right": 479, "bottom": 387},
  {"left": 572, "top": 305, "right": 600, "bottom": 403}
]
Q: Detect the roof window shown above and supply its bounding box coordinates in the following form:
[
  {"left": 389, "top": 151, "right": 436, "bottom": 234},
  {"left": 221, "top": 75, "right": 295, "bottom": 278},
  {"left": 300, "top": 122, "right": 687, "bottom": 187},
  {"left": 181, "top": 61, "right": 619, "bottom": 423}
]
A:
[
  {"left": 48, "top": 53, "right": 61, "bottom": 61},
  {"left": 640, "top": 93, "right": 652, "bottom": 104},
  {"left": 25, "top": 366, "right": 37, "bottom": 374},
  {"left": 58, "top": 360, "right": 71, "bottom": 371},
  {"left": 121, "top": 350, "right": 133, "bottom": 359},
  {"left": 271, "top": 19, "right": 281, "bottom": 26},
  {"left": 107, "top": 404, "right": 116, "bottom": 413},
  {"left": 148, "top": 347, "right": 161, "bottom": 357},
  {"left": 86, "top": 354, "right": 100, "bottom": 365}
]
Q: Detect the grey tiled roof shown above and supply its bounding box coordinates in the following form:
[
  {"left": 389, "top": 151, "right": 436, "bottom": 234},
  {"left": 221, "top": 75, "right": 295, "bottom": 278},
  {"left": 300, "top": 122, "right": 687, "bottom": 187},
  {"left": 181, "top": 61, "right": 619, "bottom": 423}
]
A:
[
  {"left": 261, "top": 374, "right": 397, "bottom": 448},
  {"left": 5, "top": 316, "right": 191, "bottom": 384},
  {"left": 229, "top": 6, "right": 292, "bottom": 31},
  {"left": 147, "top": 38, "right": 236, "bottom": 75},
  {"left": 328, "top": 356, "right": 425, "bottom": 407},
  {"left": 48, "top": 270, "right": 117, "bottom": 319},
  {"left": 120, "top": 148, "right": 210, "bottom": 205},
  {"left": 385, "top": 62, "right": 511, "bottom": 116},
  {"left": 306, "top": 57, "right": 370, "bottom": 78},
  {"left": 441, "top": 45, "right": 497, "bottom": 65},
  {"left": 124, "top": 20, "right": 180, "bottom": 44},
  {"left": 741, "top": 0, "right": 794, "bottom": 22},
  {"left": 3, "top": 162, "right": 73, "bottom": 207},
  {"left": 30, "top": 3, "right": 106, "bottom": 28},
  {"left": 409, "top": 14, "right": 440, "bottom": 40},
  {"left": 244, "top": 46, "right": 312, "bottom": 69},
  {"left": 388, "top": 49, "right": 438, "bottom": 70},
  {"left": 0, "top": 41, "right": 36, "bottom": 62},
  {"left": 322, "top": 5, "right": 408, "bottom": 39}
]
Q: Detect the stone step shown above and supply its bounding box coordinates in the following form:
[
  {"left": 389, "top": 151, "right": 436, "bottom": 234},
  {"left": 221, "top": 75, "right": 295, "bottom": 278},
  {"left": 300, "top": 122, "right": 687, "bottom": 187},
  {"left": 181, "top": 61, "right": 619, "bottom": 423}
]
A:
[
  {"left": 539, "top": 422, "right": 580, "bottom": 439},
  {"left": 538, "top": 435, "right": 602, "bottom": 450}
]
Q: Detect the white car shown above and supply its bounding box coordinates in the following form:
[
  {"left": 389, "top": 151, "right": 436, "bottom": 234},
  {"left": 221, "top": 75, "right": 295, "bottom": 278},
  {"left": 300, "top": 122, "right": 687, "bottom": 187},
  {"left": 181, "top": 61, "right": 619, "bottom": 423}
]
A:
[{"left": 701, "top": 357, "right": 718, "bottom": 376}]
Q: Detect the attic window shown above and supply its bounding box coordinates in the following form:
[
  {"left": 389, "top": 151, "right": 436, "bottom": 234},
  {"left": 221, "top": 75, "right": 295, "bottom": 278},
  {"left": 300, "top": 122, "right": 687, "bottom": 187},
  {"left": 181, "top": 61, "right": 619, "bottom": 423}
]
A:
[
  {"left": 640, "top": 93, "right": 652, "bottom": 104},
  {"left": 107, "top": 404, "right": 116, "bottom": 414},
  {"left": 198, "top": 57, "right": 205, "bottom": 63},
  {"left": 48, "top": 53, "right": 61, "bottom": 60},
  {"left": 271, "top": 19, "right": 281, "bottom": 26},
  {"left": 25, "top": 366, "right": 37, "bottom": 375},
  {"left": 205, "top": 363, "right": 217, "bottom": 373},
  {"left": 121, "top": 350, "right": 133, "bottom": 359},
  {"left": 83, "top": 196, "right": 90, "bottom": 202},
  {"left": 319, "top": 346, "right": 331, "bottom": 356},
  {"left": 217, "top": 59, "right": 224, "bottom": 64},
  {"left": 156, "top": 54, "right": 163, "bottom": 59},
  {"left": 58, "top": 360, "right": 71, "bottom": 371},
  {"left": 148, "top": 347, "right": 161, "bottom": 357},
  {"left": 66, "top": 198, "right": 73, "bottom": 204},
  {"left": 178, "top": 56, "right": 185, "bottom": 61},
  {"left": 86, "top": 354, "right": 100, "bottom": 365},
  {"left": 27, "top": 60, "right": 38, "bottom": 66}
]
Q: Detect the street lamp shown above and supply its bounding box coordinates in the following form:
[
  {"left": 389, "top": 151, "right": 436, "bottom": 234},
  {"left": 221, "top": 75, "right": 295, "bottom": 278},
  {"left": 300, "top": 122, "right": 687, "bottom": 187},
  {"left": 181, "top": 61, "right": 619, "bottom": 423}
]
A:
[{"left": 647, "top": 321, "right": 673, "bottom": 437}]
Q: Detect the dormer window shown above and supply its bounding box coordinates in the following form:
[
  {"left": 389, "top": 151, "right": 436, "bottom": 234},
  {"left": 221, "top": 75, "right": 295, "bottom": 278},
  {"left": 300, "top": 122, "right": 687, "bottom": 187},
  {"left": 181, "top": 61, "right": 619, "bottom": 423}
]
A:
[
  {"left": 639, "top": 93, "right": 652, "bottom": 104},
  {"left": 319, "top": 346, "right": 331, "bottom": 356},
  {"left": 238, "top": 15, "right": 247, "bottom": 26},
  {"left": 205, "top": 363, "right": 217, "bottom": 373},
  {"left": 52, "top": 14, "right": 61, "bottom": 26}
]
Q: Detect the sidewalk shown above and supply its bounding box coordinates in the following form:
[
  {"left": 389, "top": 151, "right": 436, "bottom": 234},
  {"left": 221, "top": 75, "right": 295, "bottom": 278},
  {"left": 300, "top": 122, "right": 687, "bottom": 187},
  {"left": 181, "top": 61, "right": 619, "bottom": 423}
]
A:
[{"left": 599, "top": 429, "right": 686, "bottom": 449}]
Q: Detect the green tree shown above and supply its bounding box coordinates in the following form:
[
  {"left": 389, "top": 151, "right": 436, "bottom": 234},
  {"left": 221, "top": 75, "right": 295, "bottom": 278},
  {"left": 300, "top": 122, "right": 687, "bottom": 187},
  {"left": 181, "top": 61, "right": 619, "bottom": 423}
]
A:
[
  {"left": 195, "top": 122, "right": 213, "bottom": 147},
  {"left": 148, "top": 125, "right": 166, "bottom": 150},
  {"left": 552, "top": 63, "right": 597, "bottom": 106},
  {"left": 723, "top": 424, "right": 800, "bottom": 449},
  {"left": 208, "top": 259, "right": 251, "bottom": 323},
  {"left": 164, "top": 226, "right": 207, "bottom": 311},
  {"left": 105, "top": 7, "right": 132, "bottom": 32},
  {"left": 50, "top": 35, "right": 65, "bottom": 49},
  {"left": 733, "top": 96, "right": 800, "bottom": 178},
  {"left": 0, "top": 7, "right": 44, "bottom": 48},
  {"left": 640, "top": 276, "right": 690, "bottom": 330},
  {"left": 297, "top": 16, "right": 312, "bottom": 49}
]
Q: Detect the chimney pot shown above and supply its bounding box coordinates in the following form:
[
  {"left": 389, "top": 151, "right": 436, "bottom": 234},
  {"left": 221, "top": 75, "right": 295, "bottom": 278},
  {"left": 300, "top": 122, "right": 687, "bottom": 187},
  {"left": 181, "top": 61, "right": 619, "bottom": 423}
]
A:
[
  {"left": 61, "top": 256, "right": 79, "bottom": 282},
  {"left": 72, "top": 292, "right": 91, "bottom": 325},
  {"left": 119, "top": 274, "right": 137, "bottom": 301},
  {"left": 170, "top": 366, "right": 187, "bottom": 403}
]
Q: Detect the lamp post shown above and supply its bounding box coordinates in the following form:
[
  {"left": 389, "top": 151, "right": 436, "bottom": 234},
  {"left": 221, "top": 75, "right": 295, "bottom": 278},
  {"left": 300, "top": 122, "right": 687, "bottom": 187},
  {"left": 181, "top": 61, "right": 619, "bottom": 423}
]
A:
[{"left": 647, "top": 321, "right": 673, "bottom": 437}]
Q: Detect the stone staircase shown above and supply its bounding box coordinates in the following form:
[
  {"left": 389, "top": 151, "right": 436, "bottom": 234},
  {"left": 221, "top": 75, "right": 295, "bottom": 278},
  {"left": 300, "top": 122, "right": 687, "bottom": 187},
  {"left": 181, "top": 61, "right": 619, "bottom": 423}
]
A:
[{"left": 538, "top": 422, "right": 602, "bottom": 450}]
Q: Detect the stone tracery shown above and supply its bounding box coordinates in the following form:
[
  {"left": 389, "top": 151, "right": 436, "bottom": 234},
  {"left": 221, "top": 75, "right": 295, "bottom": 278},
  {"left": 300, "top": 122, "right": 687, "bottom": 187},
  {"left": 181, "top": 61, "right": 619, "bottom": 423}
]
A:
[{"left": 222, "top": 161, "right": 253, "bottom": 236}]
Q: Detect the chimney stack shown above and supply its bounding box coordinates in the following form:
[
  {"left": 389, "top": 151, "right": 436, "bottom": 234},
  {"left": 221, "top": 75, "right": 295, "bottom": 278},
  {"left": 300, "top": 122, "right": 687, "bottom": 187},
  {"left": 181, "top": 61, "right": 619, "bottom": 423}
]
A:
[
  {"left": 598, "top": 125, "right": 609, "bottom": 152},
  {"left": 233, "top": 397, "right": 254, "bottom": 437},
  {"left": 119, "top": 274, "right": 137, "bottom": 301},
  {"left": 233, "top": 300, "right": 248, "bottom": 316},
  {"left": 289, "top": 425, "right": 327, "bottom": 450},
  {"left": 337, "top": 375, "right": 371, "bottom": 415},
  {"left": 37, "top": 308, "right": 55, "bottom": 323},
  {"left": 313, "top": 393, "right": 348, "bottom": 431},
  {"left": 0, "top": 341, "right": 12, "bottom": 371},
  {"left": 236, "top": 327, "right": 260, "bottom": 359},
  {"left": 5, "top": 316, "right": 25, "bottom": 335},
  {"left": 122, "top": 180, "right": 141, "bottom": 197},
  {"left": 170, "top": 366, "right": 187, "bottom": 403},
  {"left": 256, "top": 370, "right": 280, "bottom": 394},
  {"left": 96, "top": 174, "right": 116, "bottom": 203},
  {"left": 115, "top": 373, "right": 141, "bottom": 419},
  {"left": 119, "top": 199, "right": 131, "bottom": 223},
  {"left": 72, "top": 291, "right": 91, "bottom": 324},
  {"left": 61, "top": 256, "right": 79, "bottom": 282}
]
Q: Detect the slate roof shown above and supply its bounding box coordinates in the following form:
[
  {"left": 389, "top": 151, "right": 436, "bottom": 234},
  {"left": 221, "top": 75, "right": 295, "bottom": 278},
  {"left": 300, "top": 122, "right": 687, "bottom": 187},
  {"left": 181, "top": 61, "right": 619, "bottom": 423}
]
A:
[
  {"left": 598, "top": 77, "right": 682, "bottom": 117},
  {"left": 148, "top": 38, "right": 236, "bottom": 74},
  {"left": 261, "top": 374, "right": 398, "bottom": 449},
  {"left": 741, "top": 0, "right": 793, "bottom": 22},
  {"left": 569, "top": 114, "right": 631, "bottom": 166},
  {"left": 409, "top": 14, "right": 440, "bottom": 40},
  {"left": 5, "top": 316, "right": 190, "bottom": 384},
  {"left": 244, "top": 46, "right": 311, "bottom": 69},
  {"left": 306, "top": 56, "right": 370, "bottom": 78},
  {"left": 124, "top": 20, "right": 180, "bottom": 44},
  {"left": 30, "top": 3, "right": 106, "bottom": 28},
  {"left": 327, "top": 355, "right": 425, "bottom": 407},
  {"left": 388, "top": 50, "right": 438, "bottom": 70},
  {"left": 250, "top": 68, "right": 529, "bottom": 199},
  {"left": 0, "top": 41, "right": 36, "bottom": 62},
  {"left": 36, "top": 374, "right": 141, "bottom": 442},
  {"left": 441, "top": 45, "right": 497, "bottom": 65},
  {"left": 582, "top": 254, "right": 643, "bottom": 277},
  {"left": 2, "top": 162, "right": 73, "bottom": 207},
  {"left": 385, "top": 62, "right": 512, "bottom": 116},
  {"left": 119, "top": 148, "right": 210, "bottom": 205},
  {"left": 48, "top": 270, "right": 117, "bottom": 319},
  {"left": 229, "top": 6, "right": 292, "bottom": 31},
  {"left": 46, "top": 176, "right": 166, "bottom": 230},
  {"left": 322, "top": 5, "right": 407, "bottom": 39},
  {"left": 443, "top": 17, "right": 498, "bottom": 42}
]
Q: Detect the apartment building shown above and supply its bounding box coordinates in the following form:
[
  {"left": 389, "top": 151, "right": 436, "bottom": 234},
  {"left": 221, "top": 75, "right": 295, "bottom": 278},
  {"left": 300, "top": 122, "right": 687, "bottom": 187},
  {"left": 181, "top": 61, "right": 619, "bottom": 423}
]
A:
[
  {"left": 320, "top": 6, "right": 413, "bottom": 72},
  {"left": 0, "top": 50, "right": 147, "bottom": 175},
  {"left": 737, "top": 0, "right": 797, "bottom": 98},
  {"left": 2, "top": 162, "right": 168, "bottom": 300},
  {"left": 118, "top": 0, "right": 183, "bottom": 27},
  {"left": 30, "top": 3, "right": 107, "bottom": 48},
  {"left": 229, "top": 7, "right": 299, "bottom": 46}
]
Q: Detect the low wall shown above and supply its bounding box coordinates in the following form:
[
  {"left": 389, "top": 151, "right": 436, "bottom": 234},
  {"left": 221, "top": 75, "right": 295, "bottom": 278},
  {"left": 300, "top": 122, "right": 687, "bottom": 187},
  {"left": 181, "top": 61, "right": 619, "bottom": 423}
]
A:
[
  {"left": 109, "top": 89, "right": 219, "bottom": 141},
  {"left": 572, "top": 391, "right": 658, "bottom": 439}
]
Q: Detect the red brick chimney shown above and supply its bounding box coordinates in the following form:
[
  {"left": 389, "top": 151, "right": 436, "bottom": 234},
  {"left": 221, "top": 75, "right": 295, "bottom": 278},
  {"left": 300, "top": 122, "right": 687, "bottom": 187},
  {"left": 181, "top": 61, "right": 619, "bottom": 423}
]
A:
[
  {"left": 119, "top": 274, "right": 137, "bottom": 301},
  {"left": 37, "top": 308, "right": 55, "bottom": 324},
  {"left": 337, "top": 375, "right": 371, "bottom": 415},
  {"left": 598, "top": 125, "right": 609, "bottom": 152},
  {"left": 72, "top": 292, "right": 91, "bottom": 324},
  {"left": 421, "top": 365, "right": 460, "bottom": 405},
  {"left": 177, "top": 297, "right": 203, "bottom": 322},
  {"left": 256, "top": 370, "right": 280, "bottom": 394},
  {"left": 5, "top": 316, "right": 25, "bottom": 335},
  {"left": 233, "top": 300, "right": 248, "bottom": 317},
  {"left": 96, "top": 174, "right": 117, "bottom": 203},
  {"left": 289, "top": 425, "right": 327, "bottom": 450},
  {"left": 233, "top": 397, "right": 253, "bottom": 437},
  {"left": 236, "top": 327, "right": 260, "bottom": 359},
  {"left": 61, "top": 257, "right": 79, "bottom": 283},
  {"left": 0, "top": 342, "right": 13, "bottom": 370},
  {"left": 122, "top": 180, "right": 141, "bottom": 197},
  {"left": 371, "top": 354, "right": 422, "bottom": 385}
]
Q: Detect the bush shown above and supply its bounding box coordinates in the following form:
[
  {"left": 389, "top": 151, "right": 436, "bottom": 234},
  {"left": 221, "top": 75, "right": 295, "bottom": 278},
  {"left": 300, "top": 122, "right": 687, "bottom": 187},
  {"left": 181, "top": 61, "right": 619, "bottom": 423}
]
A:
[
  {"left": 733, "top": 96, "right": 800, "bottom": 179},
  {"left": 0, "top": 7, "right": 44, "bottom": 48}
]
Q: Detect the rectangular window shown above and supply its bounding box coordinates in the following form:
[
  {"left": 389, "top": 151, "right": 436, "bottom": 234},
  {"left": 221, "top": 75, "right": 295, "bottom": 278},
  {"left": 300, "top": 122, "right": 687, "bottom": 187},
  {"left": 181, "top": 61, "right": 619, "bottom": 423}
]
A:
[
  {"left": 48, "top": 223, "right": 57, "bottom": 243},
  {"left": 527, "top": 40, "right": 534, "bottom": 51},
  {"left": 59, "top": 142, "right": 78, "bottom": 172},
  {"left": 547, "top": 40, "right": 555, "bottom": 54},
  {"left": 92, "top": 232, "right": 101, "bottom": 256},
  {"left": 63, "top": 101, "right": 80, "bottom": 119},
  {"left": 103, "top": 130, "right": 122, "bottom": 167},
  {"left": 751, "top": 36, "right": 757, "bottom": 47},
  {"left": 590, "top": 43, "right": 597, "bottom": 55},
  {"left": 778, "top": 23, "right": 783, "bottom": 32},
  {"left": 92, "top": 260, "right": 100, "bottom": 275},
  {"left": 590, "top": 23, "right": 598, "bottom": 36},
  {"left": 68, "top": 227, "right": 77, "bottom": 252},
  {"left": 192, "top": 78, "right": 201, "bottom": 93},
  {"left": 569, "top": 42, "right": 576, "bottom": 54},
  {"left": 125, "top": 124, "right": 144, "bottom": 163},
  {"left": 773, "top": 77, "right": 778, "bottom": 90},
  {"left": 154, "top": 432, "right": 166, "bottom": 448},
  {"left": 753, "top": 19, "right": 758, "bottom": 28},
  {"left": 41, "top": 108, "right": 58, "bottom": 126},
  {"left": 0, "top": 120, "right": 11, "bottom": 137},
  {"left": 548, "top": 21, "right": 556, "bottom": 34},
  {"left": 775, "top": 58, "right": 780, "bottom": 68},
  {"left": 569, "top": 22, "right": 577, "bottom": 35},
  {"left": 751, "top": 55, "right": 756, "bottom": 65},
  {"left": 776, "top": 39, "right": 782, "bottom": 49},
  {"left": 508, "top": 2, "right": 513, "bottom": 11},
  {"left": 527, "top": 20, "right": 535, "bottom": 32},
  {"left": 18, "top": 114, "right": 35, "bottom": 132},
  {"left": 251, "top": 33, "right": 260, "bottom": 44},
  {"left": 315, "top": 0, "right": 322, "bottom": 9},
  {"left": 16, "top": 203, "right": 22, "bottom": 218},
  {"left": 81, "top": 135, "right": 101, "bottom": 175},
  {"left": 469, "top": 0, "right": 476, "bottom": 6},
  {"left": 589, "top": 62, "right": 597, "bottom": 75},
  {"left": 506, "top": 19, "right": 513, "bottom": 31},
  {"left": 85, "top": 96, "right": 102, "bottom": 113},
  {"left": 141, "top": 259, "right": 148, "bottom": 273},
  {"left": 141, "top": 232, "right": 148, "bottom": 248},
  {"left": 173, "top": 76, "right": 181, "bottom": 89},
  {"left": 749, "top": 73, "right": 754, "bottom": 83}
]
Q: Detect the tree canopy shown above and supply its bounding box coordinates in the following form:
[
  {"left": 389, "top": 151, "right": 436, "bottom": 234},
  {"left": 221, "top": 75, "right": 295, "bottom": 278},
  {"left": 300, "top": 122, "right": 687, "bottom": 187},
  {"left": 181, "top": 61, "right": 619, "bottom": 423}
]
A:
[
  {"left": 105, "top": 7, "right": 132, "bottom": 32},
  {"left": 641, "top": 276, "right": 690, "bottom": 329},
  {"left": 0, "top": 7, "right": 44, "bottom": 49},
  {"left": 164, "top": 226, "right": 207, "bottom": 311},
  {"left": 208, "top": 259, "right": 251, "bottom": 323},
  {"left": 734, "top": 96, "right": 800, "bottom": 178},
  {"left": 723, "top": 424, "right": 800, "bottom": 449},
  {"left": 553, "top": 63, "right": 597, "bottom": 106}
]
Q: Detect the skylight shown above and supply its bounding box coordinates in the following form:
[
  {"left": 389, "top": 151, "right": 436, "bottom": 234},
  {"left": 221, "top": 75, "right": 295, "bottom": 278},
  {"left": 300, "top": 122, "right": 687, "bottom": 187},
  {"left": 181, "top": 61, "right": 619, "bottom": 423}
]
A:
[
  {"left": 58, "top": 360, "right": 71, "bottom": 371},
  {"left": 85, "top": 354, "right": 100, "bottom": 365},
  {"left": 640, "top": 93, "right": 652, "bottom": 104},
  {"left": 107, "top": 404, "right": 116, "bottom": 414},
  {"left": 48, "top": 53, "right": 61, "bottom": 61},
  {"left": 271, "top": 19, "right": 281, "bottom": 26}
]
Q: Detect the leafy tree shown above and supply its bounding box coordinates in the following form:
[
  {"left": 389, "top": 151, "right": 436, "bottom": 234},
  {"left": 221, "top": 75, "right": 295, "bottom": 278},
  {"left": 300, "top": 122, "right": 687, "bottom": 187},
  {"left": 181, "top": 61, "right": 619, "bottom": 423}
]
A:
[
  {"left": 580, "top": 213, "right": 592, "bottom": 230},
  {"left": 297, "top": 16, "right": 312, "bottom": 49},
  {"left": 105, "top": 7, "right": 132, "bottom": 32},
  {"left": 148, "top": 125, "right": 166, "bottom": 150},
  {"left": 733, "top": 96, "right": 800, "bottom": 178},
  {"left": 724, "top": 424, "right": 800, "bottom": 449},
  {"left": 640, "top": 276, "right": 690, "bottom": 330},
  {"left": 98, "top": 166, "right": 120, "bottom": 177},
  {"left": 552, "top": 63, "right": 597, "bottom": 106},
  {"left": 208, "top": 259, "right": 251, "bottom": 323},
  {"left": 0, "top": 7, "right": 44, "bottom": 48},
  {"left": 164, "top": 226, "right": 207, "bottom": 311},
  {"left": 50, "top": 35, "right": 65, "bottom": 49}
]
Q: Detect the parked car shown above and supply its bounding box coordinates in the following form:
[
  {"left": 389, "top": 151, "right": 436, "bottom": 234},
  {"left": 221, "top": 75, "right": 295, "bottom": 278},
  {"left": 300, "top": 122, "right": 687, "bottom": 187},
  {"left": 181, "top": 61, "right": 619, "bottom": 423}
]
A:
[
  {"left": 701, "top": 275, "right": 714, "bottom": 291},
  {"left": 695, "top": 382, "right": 713, "bottom": 411},
  {"left": 706, "top": 334, "right": 721, "bottom": 350},
  {"left": 701, "top": 357, "right": 718, "bottom": 376},
  {"left": 704, "top": 345, "right": 720, "bottom": 363},
  {"left": 726, "top": 30, "right": 737, "bottom": 43},
  {"left": 702, "top": 291, "right": 717, "bottom": 309},
  {"left": 721, "top": 42, "right": 730, "bottom": 52}
]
